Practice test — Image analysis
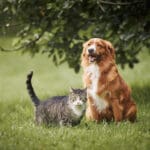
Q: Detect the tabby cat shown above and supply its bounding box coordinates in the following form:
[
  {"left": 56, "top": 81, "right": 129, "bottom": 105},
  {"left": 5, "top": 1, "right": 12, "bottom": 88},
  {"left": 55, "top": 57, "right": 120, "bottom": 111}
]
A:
[{"left": 26, "top": 71, "right": 87, "bottom": 126}]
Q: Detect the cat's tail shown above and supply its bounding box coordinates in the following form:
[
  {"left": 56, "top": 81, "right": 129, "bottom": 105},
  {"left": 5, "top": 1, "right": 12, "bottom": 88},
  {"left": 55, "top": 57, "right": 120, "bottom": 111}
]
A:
[{"left": 26, "top": 71, "right": 40, "bottom": 107}]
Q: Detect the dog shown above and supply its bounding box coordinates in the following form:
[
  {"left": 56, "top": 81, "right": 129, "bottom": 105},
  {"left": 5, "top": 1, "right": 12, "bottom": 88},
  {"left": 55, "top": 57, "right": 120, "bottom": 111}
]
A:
[{"left": 81, "top": 38, "right": 137, "bottom": 122}]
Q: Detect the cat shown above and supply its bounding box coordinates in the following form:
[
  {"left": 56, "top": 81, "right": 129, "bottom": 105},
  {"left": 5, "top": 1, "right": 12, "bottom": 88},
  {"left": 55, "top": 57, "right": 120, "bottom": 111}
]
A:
[{"left": 26, "top": 71, "right": 87, "bottom": 126}]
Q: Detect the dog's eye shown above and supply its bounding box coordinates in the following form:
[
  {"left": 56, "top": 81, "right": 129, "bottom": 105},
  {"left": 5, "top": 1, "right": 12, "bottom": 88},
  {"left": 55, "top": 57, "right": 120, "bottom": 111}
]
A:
[
  {"left": 97, "top": 44, "right": 103, "bottom": 48},
  {"left": 88, "top": 43, "right": 91, "bottom": 46}
]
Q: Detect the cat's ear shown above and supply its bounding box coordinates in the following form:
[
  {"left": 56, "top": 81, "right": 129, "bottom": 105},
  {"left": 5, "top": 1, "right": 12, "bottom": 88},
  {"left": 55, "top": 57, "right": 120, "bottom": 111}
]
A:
[
  {"left": 69, "top": 87, "right": 74, "bottom": 92},
  {"left": 83, "top": 87, "right": 87, "bottom": 92},
  {"left": 83, "top": 87, "right": 87, "bottom": 95}
]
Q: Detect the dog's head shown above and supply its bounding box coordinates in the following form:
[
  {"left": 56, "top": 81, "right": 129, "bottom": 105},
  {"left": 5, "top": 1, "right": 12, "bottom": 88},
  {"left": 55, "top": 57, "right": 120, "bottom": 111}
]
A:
[{"left": 81, "top": 38, "right": 115, "bottom": 66}]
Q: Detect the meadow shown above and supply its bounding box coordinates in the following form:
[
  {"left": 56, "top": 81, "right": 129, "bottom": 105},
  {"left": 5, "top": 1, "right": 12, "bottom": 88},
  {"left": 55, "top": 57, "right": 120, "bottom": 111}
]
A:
[{"left": 0, "top": 37, "right": 150, "bottom": 150}]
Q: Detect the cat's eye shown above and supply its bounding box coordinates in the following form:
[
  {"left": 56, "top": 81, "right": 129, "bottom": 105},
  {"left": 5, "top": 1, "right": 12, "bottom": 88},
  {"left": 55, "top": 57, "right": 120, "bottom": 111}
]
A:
[
  {"left": 81, "top": 96, "right": 87, "bottom": 102},
  {"left": 84, "top": 98, "right": 87, "bottom": 102}
]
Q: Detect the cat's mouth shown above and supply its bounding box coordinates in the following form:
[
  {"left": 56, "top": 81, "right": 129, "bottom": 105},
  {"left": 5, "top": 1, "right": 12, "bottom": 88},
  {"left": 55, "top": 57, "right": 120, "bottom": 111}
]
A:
[
  {"left": 76, "top": 104, "right": 82, "bottom": 107},
  {"left": 75, "top": 104, "right": 85, "bottom": 109}
]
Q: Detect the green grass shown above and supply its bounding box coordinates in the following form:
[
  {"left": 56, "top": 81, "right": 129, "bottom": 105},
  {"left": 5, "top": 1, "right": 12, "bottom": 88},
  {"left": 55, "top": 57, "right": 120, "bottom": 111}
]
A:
[{"left": 0, "top": 37, "right": 150, "bottom": 150}]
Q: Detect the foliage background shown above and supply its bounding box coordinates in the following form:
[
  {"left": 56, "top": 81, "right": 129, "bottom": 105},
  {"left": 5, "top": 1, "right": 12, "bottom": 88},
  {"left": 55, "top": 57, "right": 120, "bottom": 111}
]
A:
[{"left": 0, "top": 0, "right": 150, "bottom": 72}]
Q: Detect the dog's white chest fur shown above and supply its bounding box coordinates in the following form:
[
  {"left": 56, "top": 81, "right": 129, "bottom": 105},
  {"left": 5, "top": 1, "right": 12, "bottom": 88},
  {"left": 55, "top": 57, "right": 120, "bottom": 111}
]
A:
[{"left": 86, "top": 64, "right": 108, "bottom": 112}]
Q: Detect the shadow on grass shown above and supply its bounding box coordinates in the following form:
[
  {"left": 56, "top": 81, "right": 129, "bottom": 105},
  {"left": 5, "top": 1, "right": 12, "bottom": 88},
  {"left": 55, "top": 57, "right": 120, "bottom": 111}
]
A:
[{"left": 132, "top": 84, "right": 150, "bottom": 104}]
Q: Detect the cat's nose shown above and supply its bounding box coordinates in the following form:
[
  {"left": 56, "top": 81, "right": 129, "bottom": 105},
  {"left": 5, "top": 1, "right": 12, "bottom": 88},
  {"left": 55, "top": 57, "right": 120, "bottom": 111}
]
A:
[
  {"left": 77, "top": 102, "right": 81, "bottom": 105},
  {"left": 77, "top": 101, "right": 82, "bottom": 105}
]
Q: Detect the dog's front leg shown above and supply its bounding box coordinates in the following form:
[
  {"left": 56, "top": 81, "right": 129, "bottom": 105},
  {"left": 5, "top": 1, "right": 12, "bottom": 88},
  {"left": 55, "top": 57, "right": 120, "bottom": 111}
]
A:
[
  {"left": 111, "top": 99, "right": 123, "bottom": 122},
  {"left": 86, "top": 97, "right": 100, "bottom": 122},
  {"left": 124, "top": 101, "right": 137, "bottom": 122}
]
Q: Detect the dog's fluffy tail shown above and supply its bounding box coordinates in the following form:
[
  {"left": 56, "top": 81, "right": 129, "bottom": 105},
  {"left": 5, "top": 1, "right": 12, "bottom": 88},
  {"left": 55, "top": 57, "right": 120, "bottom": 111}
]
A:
[{"left": 26, "top": 71, "right": 40, "bottom": 107}]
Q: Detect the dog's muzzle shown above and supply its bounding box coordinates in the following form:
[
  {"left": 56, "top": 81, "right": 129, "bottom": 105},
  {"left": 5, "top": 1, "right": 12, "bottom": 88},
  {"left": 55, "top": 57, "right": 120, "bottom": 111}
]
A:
[
  {"left": 88, "top": 48, "right": 94, "bottom": 54},
  {"left": 87, "top": 46, "right": 98, "bottom": 63}
]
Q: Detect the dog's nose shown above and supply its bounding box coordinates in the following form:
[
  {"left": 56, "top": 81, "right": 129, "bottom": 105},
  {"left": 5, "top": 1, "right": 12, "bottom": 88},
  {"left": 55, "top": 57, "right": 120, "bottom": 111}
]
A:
[{"left": 88, "top": 48, "right": 94, "bottom": 54}]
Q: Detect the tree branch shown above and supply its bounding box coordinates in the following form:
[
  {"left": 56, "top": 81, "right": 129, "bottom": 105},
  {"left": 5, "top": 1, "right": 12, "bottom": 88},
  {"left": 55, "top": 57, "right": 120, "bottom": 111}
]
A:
[
  {"left": 0, "top": 23, "right": 24, "bottom": 28},
  {"left": 0, "top": 31, "right": 45, "bottom": 52},
  {"left": 99, "top": 0, "right": 143, "bottom": 5},
  {"left": 0, "top": 46, "right": 23, "bottom": 52}
]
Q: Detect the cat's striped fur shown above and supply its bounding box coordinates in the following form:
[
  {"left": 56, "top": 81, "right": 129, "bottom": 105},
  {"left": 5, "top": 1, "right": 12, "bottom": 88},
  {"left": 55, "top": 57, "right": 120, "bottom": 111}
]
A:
[{"left": 26, "top": 71, "right": 87, "bottom": 126}]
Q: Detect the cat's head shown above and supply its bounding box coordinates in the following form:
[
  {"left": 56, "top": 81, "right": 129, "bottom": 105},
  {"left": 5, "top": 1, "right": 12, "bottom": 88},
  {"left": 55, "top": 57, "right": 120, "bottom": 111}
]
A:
[{"left": 68, "top": 88, "right": 87, "bottom": 116}]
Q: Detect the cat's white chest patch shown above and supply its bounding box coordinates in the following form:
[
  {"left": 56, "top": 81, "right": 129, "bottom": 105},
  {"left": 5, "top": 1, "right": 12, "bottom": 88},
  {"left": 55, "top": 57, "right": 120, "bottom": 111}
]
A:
[{"left": 86, "top": 64, "right": 108, "bottom": 112}]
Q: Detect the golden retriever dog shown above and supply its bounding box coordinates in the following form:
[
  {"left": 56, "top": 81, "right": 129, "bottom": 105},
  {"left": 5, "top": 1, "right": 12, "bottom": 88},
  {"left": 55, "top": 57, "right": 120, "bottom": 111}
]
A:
[{"left": 81, "top": 38, "right": 137, "bottom": 122}]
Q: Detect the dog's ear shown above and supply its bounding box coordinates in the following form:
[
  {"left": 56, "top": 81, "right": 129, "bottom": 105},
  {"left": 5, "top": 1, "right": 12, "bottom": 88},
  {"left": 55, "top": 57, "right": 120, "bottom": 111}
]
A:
[
  {"left": 104, "top": 40, "right": 115, "bottom": 58},
  {"left": 81, "top": 40, "right": 89, "bottom": 67},
  {"left": 82, "top": 41, "right": 87, "bottom": 48},
  {"left": 82, "top": 41, "right": 87, "bottom": 57}
]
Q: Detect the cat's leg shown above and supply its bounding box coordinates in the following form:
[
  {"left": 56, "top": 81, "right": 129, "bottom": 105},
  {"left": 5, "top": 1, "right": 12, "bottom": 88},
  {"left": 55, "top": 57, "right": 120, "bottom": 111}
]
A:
[
  {"left": 59, "top": 120, "right": 72, "bottom": 127},
  {"left": 35, "top": 109, "right": 45, "bottom": 125},
  {"left": 59, "top": 120, "right": 65, "bottom": 126},
  {"left": 35, "top": 116, "right": 43, "bottom": 125}
]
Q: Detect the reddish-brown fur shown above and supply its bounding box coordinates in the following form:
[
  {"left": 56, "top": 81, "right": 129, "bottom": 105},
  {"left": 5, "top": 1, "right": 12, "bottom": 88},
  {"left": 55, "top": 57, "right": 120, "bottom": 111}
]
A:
[{"left": 81, "top": 38, "right": 137, "bottom": 122}]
